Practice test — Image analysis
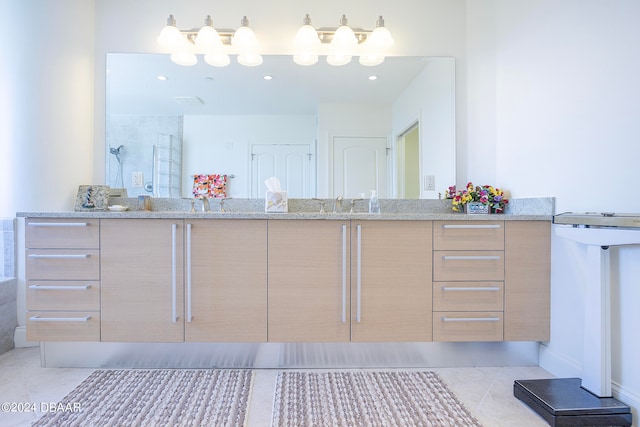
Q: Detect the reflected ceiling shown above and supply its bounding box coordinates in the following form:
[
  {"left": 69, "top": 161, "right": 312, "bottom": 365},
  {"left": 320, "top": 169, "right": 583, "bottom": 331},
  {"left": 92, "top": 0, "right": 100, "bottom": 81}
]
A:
[{"left": 106, "top": 54, "right": 431, "bottom": 116}]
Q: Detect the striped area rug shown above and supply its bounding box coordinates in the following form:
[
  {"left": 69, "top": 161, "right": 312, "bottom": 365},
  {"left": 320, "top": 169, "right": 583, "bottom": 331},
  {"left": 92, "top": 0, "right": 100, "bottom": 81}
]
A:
[
  {"left": 272, "top": 371, "right": 483, "bottom": 427},
  {"left": 32, "top": 369, "right": 253, "bottom": 427}
]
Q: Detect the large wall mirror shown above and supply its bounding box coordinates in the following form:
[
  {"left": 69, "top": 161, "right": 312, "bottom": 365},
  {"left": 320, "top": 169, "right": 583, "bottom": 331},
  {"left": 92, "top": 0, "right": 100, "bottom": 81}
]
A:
[{"left": 106, "top": 53, "right": 455, "bottom": 199}]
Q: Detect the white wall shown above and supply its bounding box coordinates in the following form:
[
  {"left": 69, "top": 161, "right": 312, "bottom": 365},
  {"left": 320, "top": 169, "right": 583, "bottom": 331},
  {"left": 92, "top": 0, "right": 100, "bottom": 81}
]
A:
[
  {"left": 1, "top": 0, "right": 95, "bottom": 216},
  {"left": 466, "top": 0, "right": 640, "bottom": 413}
]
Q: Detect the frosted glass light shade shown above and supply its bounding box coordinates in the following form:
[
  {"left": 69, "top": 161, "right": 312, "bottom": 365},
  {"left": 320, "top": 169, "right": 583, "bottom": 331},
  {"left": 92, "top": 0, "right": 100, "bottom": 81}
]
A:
[
  {"left": 293, "top": 23, "right": 320, "bottom": 66},
  {"left": 367, "top": 25, "right": 394, "bottom": 50},
  {"left": 237, "top": 52, "right": 263, "bottom": 67},
  {"left": 327, "top": 21, "right": 358, "bottom": 66},
  {"left": 157, "top": 24, "right": 184, "bottom": 51},
  {"left": 359, "top": 53, "right": 385, "bottom": 67},
  {"left": 195, "top": 25, "right": 223, "bottom": 51},
  {"left": 232, "top": 25, "right": 258, "bottom": 52},
  {"left": 204, "top": 52, "right": 231, "bottom": 67},
  {"left": 170, "top": 51, "right": 197, "bottom": 66}
]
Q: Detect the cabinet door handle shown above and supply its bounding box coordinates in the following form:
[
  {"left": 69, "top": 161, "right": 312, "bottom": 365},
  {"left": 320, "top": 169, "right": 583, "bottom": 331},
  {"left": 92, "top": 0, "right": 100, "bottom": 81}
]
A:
[
  {"left": 441, "top": 316, "right": 501, "bottom": 322},
  {"left": 171, "top": 223, "right": 178, "bottom": 323},
  {"left": 341, "top": 224, "right": 347, "bottom": 323},
  {"left": 186, "top": 223, "right": 192, "bottom": 323},
  {"left": 442, "top": 255, "right": 501, "bottom": 261},
  {"left": 356, "top": 224, "right": 362, "bottom": 323},
  {"left": 29, "top": 315, "right": 91, "bottom": 322},
  {"left": 442, "top": 224, "right": 501, "bottom": 229},
  {"left": 28, "top": 222, "right": 89, "bottom": 227},
  {"left": 28, "top": 254, "right": 90, "bottom": 259},
  {"left": 29, "top": 284, "right": 91, "bottom": 290},
  {"left": 441, "top": 286, "right": 501, "bottom": 292}
]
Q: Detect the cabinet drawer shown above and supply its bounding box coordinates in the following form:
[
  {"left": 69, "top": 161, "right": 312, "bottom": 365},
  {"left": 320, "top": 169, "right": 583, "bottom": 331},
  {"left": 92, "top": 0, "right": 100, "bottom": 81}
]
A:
[
  {"left": 433, "top": 312, "right": 503, "bottom": 342},
  {"left": 26, "top": 218, "right": 100, "bottom": 249},
  {"left": 27, "top": 280, "right": 100, "bottom": 311},
  {"left": 433, "top": 251, "right": 504, "bottom": 281},
  {"left": 27, "top": 311, "right": 100, "bottom": 341},
  {"left": 433, "top": 221, "right": 504, "bottom": 251},
  {"left": 433, "top": 281, "right": 503, "bottom": 311},
  {"left": 26, "top": 249, "right": 100, "bottom": 280}
]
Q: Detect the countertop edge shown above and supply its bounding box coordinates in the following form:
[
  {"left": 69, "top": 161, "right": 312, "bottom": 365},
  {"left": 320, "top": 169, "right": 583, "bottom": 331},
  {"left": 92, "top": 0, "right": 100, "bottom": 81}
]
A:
[{"left": 17, "top": 211, "right": 552, "bottom": 221}]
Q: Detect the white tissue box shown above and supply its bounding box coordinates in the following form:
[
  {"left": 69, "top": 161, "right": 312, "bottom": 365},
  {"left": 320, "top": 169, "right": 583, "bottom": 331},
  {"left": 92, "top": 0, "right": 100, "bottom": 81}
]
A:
[{"left": 265, "top": 191, "right": 288, "bottom": 213}]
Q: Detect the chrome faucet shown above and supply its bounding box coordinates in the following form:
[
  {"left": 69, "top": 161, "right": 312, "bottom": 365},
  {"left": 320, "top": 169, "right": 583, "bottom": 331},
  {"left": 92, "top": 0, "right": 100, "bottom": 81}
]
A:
[
  {"left": 350, "top": 198, "right": 364, "bottom": 214},
  {"left": 333, "top": 196, "right": 344, "bottom": 213},
  {"left": 198, "top": 195, "right": 210, "bottom": 212},
  {"left": 218, "top": 198, "right": 226, "bottom": 213}
]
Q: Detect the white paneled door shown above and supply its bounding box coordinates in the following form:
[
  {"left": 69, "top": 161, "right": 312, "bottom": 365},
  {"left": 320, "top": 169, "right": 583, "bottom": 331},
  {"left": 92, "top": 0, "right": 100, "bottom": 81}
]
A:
[
  {"left": 332, "top": 137, "right": 388, "bottom": 198},
  {"left": 251, "top": 144, "right": 313, "bottom": 198}
]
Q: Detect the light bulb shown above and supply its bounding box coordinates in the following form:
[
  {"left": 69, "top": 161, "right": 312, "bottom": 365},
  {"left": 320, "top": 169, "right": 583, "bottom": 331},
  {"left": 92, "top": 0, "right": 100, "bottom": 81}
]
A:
[
  {"left": 195, "top": 17, "right": 223, "bottom": 52},
  {"left": 327, "top": 15, "right": 357, "bottom": 66}
]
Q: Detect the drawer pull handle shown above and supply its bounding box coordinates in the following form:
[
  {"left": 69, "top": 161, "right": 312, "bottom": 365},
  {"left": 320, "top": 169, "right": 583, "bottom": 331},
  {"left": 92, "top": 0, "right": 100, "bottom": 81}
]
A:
[
  {"left": 356, "top": 224, "right": 362, "bottom": 323},
  {"left": 442, "top": 255, "right": 501, "bottom": 261},
  {"left": 171, "top": 223, "right": 178, "bottom": 323},
  {"left": 441, "top": 286, "right": 501, "bottom": 292},
  {"left": 341, "top": 224, "right": 347, "bottom": 323},
  {"left": 29, "top": 315, "right": 91, "bottom": 322},
  {"left": 28, "top": 222, "right": 89, "bottom": 227},
  {"left": 29, "top": 284, "right": 91, "bottom": 290},
  {"left": 28, "top": 254, "right": 90, "bottom": 259},
  {"left": 441, "top": 316, "right": 501, "bottom": 322},
  {"left": 186, "top": 223, "right": 192, "bottom": 323},
  {"left": 443, "top": 224, "right": 501, "bottom": 229}
]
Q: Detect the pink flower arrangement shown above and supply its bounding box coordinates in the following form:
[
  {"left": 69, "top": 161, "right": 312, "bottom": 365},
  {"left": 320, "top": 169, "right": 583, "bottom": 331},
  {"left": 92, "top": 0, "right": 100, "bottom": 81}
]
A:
[{"left": 445, "top": 182, "right": 508, "bottom": 213}]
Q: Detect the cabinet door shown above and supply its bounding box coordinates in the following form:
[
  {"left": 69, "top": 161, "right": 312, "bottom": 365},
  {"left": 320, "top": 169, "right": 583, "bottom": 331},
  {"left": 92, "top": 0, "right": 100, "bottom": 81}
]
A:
[
  {"left": 101, "top": 219, "right": 184, "bottom": 342},
  {"left": 268, "top": 220, "right": 350, "bottom": 342},
  {"left": 185, "top": 219, "right": 267, "bottom": 342},
  {"left": 504, "top": 221, "right": 550, "bottom": 341},
  {"left": 351, "top": 221, "right": 432, "bottom": 342}
]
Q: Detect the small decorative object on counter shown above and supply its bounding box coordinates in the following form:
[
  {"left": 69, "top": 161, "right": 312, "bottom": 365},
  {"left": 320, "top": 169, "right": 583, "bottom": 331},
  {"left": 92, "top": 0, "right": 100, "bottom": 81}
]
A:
[
  {"left": 264, "top": 176, "right": 288, "bottom": 213},
  {"left": 192, "top": 174, "right": 228, "bottom": 198},
  {"left": 369, "top": 189, "right": 381, "bottom": 214},
  {"left": 75, "top": 185, "right": 109, "bottom": 211},
  {"left": 445, "top": 182, "right": 508, "bottom": 213}
]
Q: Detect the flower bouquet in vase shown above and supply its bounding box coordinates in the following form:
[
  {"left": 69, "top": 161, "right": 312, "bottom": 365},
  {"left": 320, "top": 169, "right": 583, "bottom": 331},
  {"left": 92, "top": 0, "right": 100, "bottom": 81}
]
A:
[{"left": 445, "top": 182, "right": 508, "bottom": 214}]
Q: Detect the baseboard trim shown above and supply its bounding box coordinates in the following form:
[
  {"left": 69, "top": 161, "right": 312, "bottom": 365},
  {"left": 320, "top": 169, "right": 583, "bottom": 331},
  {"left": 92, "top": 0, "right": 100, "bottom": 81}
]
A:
[
  {"left": 538, "top": 343, "right": 581, "bottom": 378},
  {"left": 13, "top": 326, "right": 38, "bottom": 348}
]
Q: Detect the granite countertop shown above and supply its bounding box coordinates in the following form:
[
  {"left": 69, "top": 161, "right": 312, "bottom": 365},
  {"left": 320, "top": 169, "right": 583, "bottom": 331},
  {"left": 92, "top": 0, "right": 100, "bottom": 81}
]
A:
[{"left": 17, "top": 197, "right": 554, "bottom": 221}]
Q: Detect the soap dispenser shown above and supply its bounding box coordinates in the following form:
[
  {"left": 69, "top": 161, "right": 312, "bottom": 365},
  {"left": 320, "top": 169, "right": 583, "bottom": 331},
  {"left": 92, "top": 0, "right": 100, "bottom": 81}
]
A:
[{"left": 369, "top": 190, "right": 381, "bottom": 214}]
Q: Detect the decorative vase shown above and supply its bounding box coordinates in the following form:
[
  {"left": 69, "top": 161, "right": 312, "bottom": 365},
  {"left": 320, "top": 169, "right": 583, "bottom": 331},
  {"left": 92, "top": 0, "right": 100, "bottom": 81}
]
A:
[{"left": 465, "top": 202, "right": 490, "bottom": 214}]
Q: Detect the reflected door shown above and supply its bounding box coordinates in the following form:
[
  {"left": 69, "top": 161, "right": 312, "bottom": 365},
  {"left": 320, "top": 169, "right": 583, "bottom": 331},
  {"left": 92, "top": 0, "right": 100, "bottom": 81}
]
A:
[
  {"left": 250, "top": 144, "right": 313, "bottom": 198},
  {"left": 332, "top": 137, "right": 388, "bottom": 198}
]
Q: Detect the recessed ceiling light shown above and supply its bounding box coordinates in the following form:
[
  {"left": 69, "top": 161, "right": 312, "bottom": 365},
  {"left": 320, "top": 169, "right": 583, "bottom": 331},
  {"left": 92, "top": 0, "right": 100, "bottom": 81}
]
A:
[
  {"left": 368, "top": 75, "right": 378, "bottom": 81},
  {"left": 157, "top": 75, "right": 168, "bottom": 81},
  {"left": 263, "top": 75, "right": 273, "bottom": 81}
]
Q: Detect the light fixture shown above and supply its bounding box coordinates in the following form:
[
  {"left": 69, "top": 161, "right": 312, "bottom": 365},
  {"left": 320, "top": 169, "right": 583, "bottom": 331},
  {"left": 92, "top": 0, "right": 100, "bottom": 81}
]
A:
[
  {"left": 157, "top": 14, "right": 261, "bottom": 67},
  {"left": 359, "top": 16, "right": 394, "bottom": 66},
  {"left": 327, "top": 15, "right": 358, "bottom": 66},
  {"left": 293, "top": 14, "right": 320, "bottom": 66},
  {"left": 196, "top": 15, "right": 230, "bottom": 67},
  {"left": 232, "top": 16, "right": 263, "bottom": 67},
  {"left": 294, "top": 14, "right": 394, "bottom": 67}
]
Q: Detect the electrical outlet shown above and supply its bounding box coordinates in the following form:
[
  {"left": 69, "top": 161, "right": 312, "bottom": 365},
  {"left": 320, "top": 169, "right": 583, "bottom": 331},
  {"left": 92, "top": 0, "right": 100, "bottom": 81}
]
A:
[
  {"left": 132, "top": 172, "right": 144, "bottom": 188},
  {"left": 424, "top": 175, "right": 436, "bottom": 191}
]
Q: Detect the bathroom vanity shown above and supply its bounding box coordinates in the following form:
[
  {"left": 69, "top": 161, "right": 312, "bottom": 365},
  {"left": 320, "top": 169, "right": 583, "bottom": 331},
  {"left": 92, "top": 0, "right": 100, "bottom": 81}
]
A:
[{"left": 19, "top": 198, "right": 553, "bottom": 368}]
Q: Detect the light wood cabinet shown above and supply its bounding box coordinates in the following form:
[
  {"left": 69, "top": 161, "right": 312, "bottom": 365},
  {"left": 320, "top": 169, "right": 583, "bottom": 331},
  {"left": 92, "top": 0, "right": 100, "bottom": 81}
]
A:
[
  {"left": 504, "top": 221, "right": 550, "bottom": 341},
  {"left": 185, "top": 219, "right": 267, "bottom": 342},
  {"left": 100, "top": 219, "right": 185, "bottom": 342},
  {"left": 25, "top": 218, "right": 101, "bottom": 342},
  {"left": 350, "top": 221, "right": 432, "bottom": 342},
  {"left": 432, "top": 220, "right": 550, "bottom": 342},
  {"left": 268, "top": 220, "right": 351, "bottom": 342}
]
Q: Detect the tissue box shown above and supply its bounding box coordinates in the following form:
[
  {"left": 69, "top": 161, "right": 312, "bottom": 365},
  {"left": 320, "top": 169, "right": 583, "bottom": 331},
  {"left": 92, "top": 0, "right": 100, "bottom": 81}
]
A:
[{"left": 265, "top": 191, "right": 288, "bottom": 213}]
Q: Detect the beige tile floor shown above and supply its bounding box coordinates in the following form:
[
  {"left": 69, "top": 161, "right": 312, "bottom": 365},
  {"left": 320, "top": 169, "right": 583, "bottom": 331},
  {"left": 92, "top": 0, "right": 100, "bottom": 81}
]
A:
[{"left": 0, "top": 346, "right": 551, "bottom": 426}]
